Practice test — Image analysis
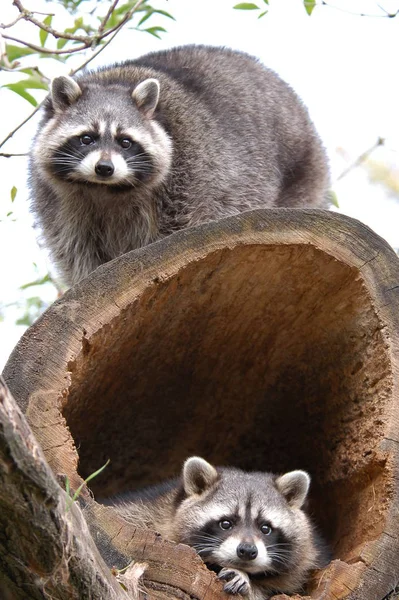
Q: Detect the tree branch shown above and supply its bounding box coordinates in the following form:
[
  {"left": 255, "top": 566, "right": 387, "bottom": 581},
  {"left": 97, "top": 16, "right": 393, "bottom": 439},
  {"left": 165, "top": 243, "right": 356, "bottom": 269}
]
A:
[
  {"left": 98, "top": 0, "right": 121, "bottom": 36},
  {"left": 320, "top": 0, "right": 399, "bottom": 18},
  {"left": 12, "top": 0, "right": 91, "bottom": 42},
  {"left": 70, "top": 0, "right": 146, "bottom": 75},
  {"left": 336, "top": 137, "right": 385, "bottom": 182},
  {"left": 0, "top": 152, "right": 27, "bottom": 157},
  {"left": 2, "top": 32, "right": 88, "bottom": 54},
  {"left": 0, "top": 101, "right": 43, "bottom": 149}
]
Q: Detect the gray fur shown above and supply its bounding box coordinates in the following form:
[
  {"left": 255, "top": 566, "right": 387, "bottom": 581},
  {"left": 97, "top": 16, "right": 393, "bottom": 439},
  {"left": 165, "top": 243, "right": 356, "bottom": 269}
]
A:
[
  {"left": 103, "top": 457, "right": 329, "bottom": 598},
  {"left": 29, "top": 45, "right": 330, "bottom": 286}
]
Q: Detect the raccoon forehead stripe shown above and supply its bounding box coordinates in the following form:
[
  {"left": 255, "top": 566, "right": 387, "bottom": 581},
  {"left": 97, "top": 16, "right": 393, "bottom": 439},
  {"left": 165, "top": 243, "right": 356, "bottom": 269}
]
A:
[
  {"left": 98, "top": 120, "right": 107, "bottom": 136},
  {"left": 187, "top": 504, "right": 238, "bottom": 527},
  {"left": 123, "top": 127, "right": 154, "bottom": 148},
  {"left": 257, "top": 507, "right": 292, "bottom": 533}
]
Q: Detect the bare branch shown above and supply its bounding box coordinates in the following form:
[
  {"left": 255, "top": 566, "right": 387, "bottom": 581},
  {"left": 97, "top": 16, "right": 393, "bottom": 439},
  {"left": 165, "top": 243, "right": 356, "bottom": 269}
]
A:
[
  {"left": 2, "top": 32, "right": 88, "bottom": 54},
  {"left": 0, "top": 14, "right": 24, "bottom": 29},
  {"left": 336, "top": 137, "right": 385, "bottom": 182},
  {"left": 0, "top": 152, "right": 28, "bottom": 157},
  {"left": 0, "top": 101, "right": 43, "bottom": 149},
  {"left": 98, "top": 0, "right": 121, "bottom": 36},
  {"left": 320, "top": 0, "right": 399, "bottom": 18}
]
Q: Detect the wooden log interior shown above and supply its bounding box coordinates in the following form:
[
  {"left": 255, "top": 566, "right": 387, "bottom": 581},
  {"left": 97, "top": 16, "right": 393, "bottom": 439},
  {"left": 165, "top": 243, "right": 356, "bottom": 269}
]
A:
[{"left": 3, "top": 209, "right": 399, "bottom": 599}]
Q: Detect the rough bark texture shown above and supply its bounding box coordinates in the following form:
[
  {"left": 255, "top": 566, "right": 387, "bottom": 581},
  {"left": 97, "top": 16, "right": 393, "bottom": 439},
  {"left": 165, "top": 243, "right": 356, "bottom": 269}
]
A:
[
  {"left": 0, "top": 375, "right": 128, "bottom": 600},
  {"left": 3, "top": 209, "right": 399, "bottom": 599}
]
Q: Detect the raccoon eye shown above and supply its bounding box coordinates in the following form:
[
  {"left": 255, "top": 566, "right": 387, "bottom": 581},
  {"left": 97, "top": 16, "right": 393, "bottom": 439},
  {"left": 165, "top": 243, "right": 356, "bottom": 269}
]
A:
[
  {"left": 80, "top": 134, "right": 95, "bottom": 146},
  {"left": 260, "top": 523, "right": 272, "bottom": 535},
  {"left": 219, "top": 519, "right": 233, "bottom": 531},
  {"left": 119, "top": 138, "right": 132, "bottom": 149}
]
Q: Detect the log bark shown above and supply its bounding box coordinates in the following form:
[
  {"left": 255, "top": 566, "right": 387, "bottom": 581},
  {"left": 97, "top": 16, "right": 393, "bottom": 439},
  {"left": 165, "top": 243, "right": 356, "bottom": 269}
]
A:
[
  {"left": 0, "top": 375, "right": 128, "bottom": 599},
  {"left": 3, "top": 208, "right": 399, "bottom": 599}
]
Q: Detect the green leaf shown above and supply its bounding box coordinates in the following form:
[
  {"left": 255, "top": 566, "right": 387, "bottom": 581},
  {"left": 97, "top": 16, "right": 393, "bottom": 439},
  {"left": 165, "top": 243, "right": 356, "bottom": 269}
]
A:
[
  {"left": 304, "top": 0, "right": 316, "bottom": 15},
  {"left": 143, "top": 26, "right": 167, "bottom": 39},
  {"left": 233, "top": 3, "right": 259, "bottom": 9},
  {"left": 39, "top": 15, "right": 53, "bottom": 47},
  {"left": 57, "top": 37, "right": 69, "bottom": 50},
  {"left": 4, "top": 83, "right": 38, "bottom": 106},
  {"left": 20, "top": 274, "right": 51, "bottom": 290},
  {"left": 5, "top": 44, "right": 37, "bottom": 62},
  {"left": 114, "top": 1, "right": 138, "bottom": 16},
  {"left": 152, "top": 9, "right": 175, "bottom": 20},
  {"left": 258, "top": 9, "right": 268, "bottom": 17},
  {"left": 11, "top": 186, "right": 17, "bottom": 202},
  {"left": 66, "top": 459, "right": 110, "bottom": 510},
  {"left": 72, "top": 459, "right": 110, "bottom": 501},
  {"left": 15, "top": 77, "right": 48, "bottom": 90},
  {"left": 327, "top": 190, "right": 339, "bottom": 208},
  {"left": 138, "top": 10, "right": 153, "bottom": 26},
  {"left": 6, "top": 211, "right": 13, "bottom": 217},
  {"left": 263, "top": 0, "right": 269, "bottom": 3}
]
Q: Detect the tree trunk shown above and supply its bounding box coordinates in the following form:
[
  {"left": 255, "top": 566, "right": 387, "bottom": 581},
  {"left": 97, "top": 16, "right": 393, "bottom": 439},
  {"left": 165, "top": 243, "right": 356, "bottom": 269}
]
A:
[{"left": 3, "top": 209, "right": 399, "bottom": 599}]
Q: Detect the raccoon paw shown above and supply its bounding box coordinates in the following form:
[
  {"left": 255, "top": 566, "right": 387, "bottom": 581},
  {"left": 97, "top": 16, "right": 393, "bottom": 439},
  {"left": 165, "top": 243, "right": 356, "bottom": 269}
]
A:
[{"left": 218, "top": 568, "right": 250, "bottom": 595}]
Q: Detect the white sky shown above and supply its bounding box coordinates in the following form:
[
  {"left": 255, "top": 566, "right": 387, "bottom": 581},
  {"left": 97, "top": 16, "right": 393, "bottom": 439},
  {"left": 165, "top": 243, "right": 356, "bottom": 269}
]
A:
[{"left": 1, "top": 0, "right": 399, "bottom": 369}]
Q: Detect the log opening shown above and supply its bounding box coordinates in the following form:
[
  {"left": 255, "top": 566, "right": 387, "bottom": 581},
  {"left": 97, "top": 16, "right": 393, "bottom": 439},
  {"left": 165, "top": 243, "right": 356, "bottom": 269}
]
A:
[{"left": 62, "top": 244, "right": 392, "bottom": 570}]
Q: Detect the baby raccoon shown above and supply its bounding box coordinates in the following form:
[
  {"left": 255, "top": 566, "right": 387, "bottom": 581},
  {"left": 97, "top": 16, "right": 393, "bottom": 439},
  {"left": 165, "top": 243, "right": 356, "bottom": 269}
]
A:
[
  {"left": 105, "top": 457, "right": 329, "bottom": 598},
  {"left": 29, "top": 45, "right": 329, "bottom": 286}
]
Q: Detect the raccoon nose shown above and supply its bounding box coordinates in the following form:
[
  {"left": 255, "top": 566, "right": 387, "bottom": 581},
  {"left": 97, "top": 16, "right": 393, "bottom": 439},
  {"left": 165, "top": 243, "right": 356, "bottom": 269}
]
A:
[
  {"left": 237, "top": 542, "right": 258, "bottom": 561},
  {"left": 95, "top": 160, "right": 114, "bottom": 178}
]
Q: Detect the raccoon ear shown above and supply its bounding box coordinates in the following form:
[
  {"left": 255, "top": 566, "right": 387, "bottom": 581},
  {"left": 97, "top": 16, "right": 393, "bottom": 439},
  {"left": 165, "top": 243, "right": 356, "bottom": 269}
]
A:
[
  {"left": 183, "top": 457, "right": 218, "bottom": 496},
  {"left": 275, "top": 470, "right": 310, "bottom": 509},
  {"left": 51, "top": 76, "right": 82, "bottom": 112},
  {"left": 132, "top": 78, "right": 160, "bottom": 118}
]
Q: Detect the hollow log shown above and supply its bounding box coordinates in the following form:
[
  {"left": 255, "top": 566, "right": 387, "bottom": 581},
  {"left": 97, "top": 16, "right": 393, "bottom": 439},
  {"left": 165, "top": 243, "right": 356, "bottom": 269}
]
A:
[{"left": 3, "top": 208, "right": 399, "bottom": 599}]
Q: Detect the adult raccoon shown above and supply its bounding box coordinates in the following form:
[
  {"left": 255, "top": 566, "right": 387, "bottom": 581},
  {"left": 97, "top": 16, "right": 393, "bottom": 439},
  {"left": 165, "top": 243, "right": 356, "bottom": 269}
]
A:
[
  {"left": 104, "top": 457, "right": 330, "bottom": 598},
  {"left": 29, "top": 45, "right": 329, "bottom": 286}
]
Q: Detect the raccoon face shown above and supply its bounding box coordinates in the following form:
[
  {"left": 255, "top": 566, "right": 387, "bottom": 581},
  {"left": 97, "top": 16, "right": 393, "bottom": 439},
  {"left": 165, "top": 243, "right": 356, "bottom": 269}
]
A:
[
  {"left": 33, "top": 76, "right": 172, "bottom": 190},
  {"left": 175, "top": 457, "right": 311, "bottom": 576}
]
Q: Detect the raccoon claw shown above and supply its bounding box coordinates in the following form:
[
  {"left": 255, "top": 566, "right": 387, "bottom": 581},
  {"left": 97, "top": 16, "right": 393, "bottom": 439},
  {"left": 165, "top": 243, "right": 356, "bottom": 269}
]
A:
[{"left": 218, "top": 568, "right": 250, "bottom": 595}]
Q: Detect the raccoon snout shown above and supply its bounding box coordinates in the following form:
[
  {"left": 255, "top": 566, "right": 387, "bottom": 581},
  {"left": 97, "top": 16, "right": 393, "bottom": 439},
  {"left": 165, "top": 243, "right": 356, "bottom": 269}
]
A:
[
  {"left": 95, "top": 160, "right": 115, "bottom": 178},
  {"left": 236, "top": 542, "right": 258, "bottom": 561}
]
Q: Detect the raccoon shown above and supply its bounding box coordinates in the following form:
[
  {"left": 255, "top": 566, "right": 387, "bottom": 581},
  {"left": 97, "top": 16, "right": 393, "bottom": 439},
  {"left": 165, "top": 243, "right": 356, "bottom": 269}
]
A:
[
  {"left": 29, "top": 45, "right": 330, "bottom": 286},
  {"left": 104, "top": 457, "right": 329, "bottom": 598}
]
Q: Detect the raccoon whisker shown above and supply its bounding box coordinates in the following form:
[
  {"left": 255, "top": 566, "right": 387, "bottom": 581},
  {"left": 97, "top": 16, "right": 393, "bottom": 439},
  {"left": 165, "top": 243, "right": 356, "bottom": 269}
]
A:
[
  {"left": 126, "top": 164, "right": 154, "bottom": 173},
  {"left": 268, "top": 554, "right": 291, "bottom": 567},
  {"left": 194, "top": 546, "right": 217, "bottom": 554},
  {"left": 190, "top": 533, "right": 221, "bottom": 543}
]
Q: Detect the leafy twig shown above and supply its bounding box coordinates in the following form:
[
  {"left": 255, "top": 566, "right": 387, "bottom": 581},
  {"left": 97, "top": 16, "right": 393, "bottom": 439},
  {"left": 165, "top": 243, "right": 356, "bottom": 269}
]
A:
[
  {"left": 70, "top": 0, "right": 147, "bottom": 74},
  {"left": 12, "top": 0, "right": 90, "bottom": 42}
]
